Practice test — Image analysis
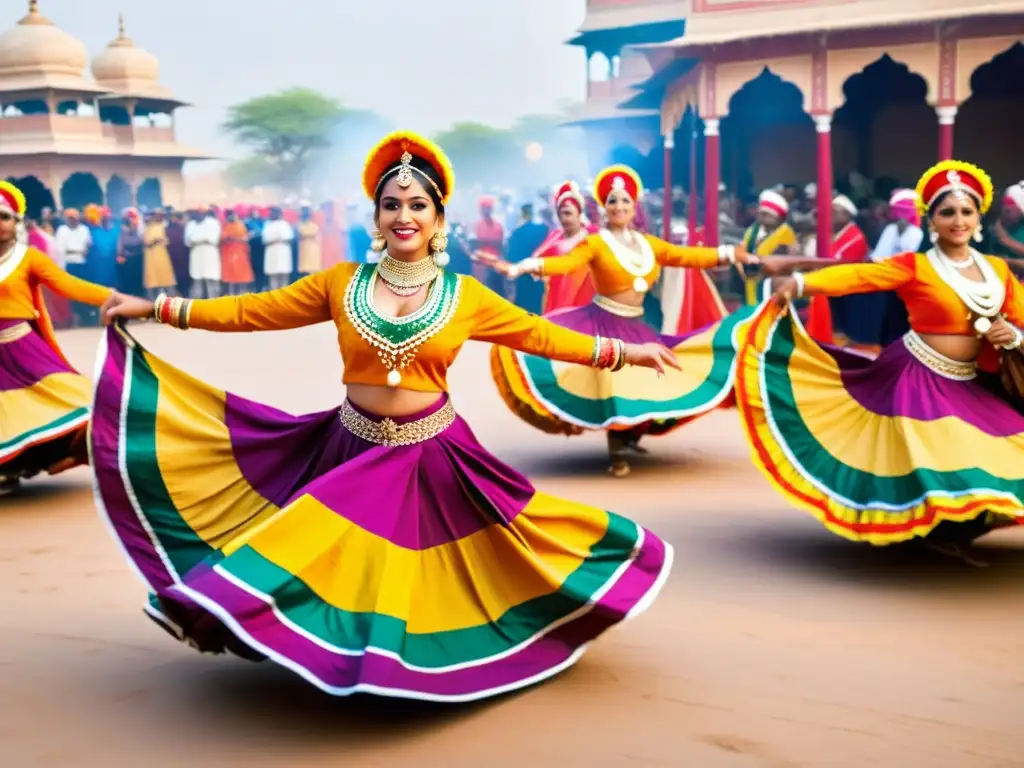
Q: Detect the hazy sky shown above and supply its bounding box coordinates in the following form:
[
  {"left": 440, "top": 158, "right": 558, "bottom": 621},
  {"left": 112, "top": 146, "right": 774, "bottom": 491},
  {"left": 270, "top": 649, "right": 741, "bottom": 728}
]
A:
[{"left": 24, "top": 0, "right": 590, "bottom": 161}]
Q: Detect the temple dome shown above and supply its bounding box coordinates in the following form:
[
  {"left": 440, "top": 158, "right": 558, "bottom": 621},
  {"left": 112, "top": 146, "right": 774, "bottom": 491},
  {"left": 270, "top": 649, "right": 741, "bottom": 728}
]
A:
[
  {"left": 91, "top": 14, "right": 164, "bottom": 92},
  {"left": 0, "top": 1, "right": 90, "bottom": 81}
]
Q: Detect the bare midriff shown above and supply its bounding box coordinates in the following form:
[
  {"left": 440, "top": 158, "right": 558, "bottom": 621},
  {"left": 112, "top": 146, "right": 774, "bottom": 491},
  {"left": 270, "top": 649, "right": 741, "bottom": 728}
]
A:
[
  {"left": 917, "top": 334, "right": 982, "bottom": 362},
  {"left": 604, "top": 287, "right": 645, "bottom": 307},
  {"left": 345, "top": 384, "right": 445, "bottom": 418}
]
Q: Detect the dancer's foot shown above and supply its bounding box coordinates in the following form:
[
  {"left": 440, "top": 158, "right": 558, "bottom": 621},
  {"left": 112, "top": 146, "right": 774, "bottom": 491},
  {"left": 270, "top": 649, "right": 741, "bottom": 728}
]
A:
[
  {"left": 622, "top": 436, "right": 648, "bottom": 454},
  {"left": 925, "top": 541, "right": 989, "bottom": 568},
  {"left": 0, "top": 477, "right": 21, "bottom": 497},
  {"left": 608, "top": 457, "right": 630, "bottom": 477}
]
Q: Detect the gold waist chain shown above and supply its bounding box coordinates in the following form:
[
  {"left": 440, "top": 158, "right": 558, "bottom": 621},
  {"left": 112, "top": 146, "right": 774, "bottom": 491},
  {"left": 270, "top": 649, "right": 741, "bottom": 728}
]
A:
[
  {"left": 0, "top": 322, "right": 32, "bottom": 344},
  {"left": 340, "top": 399, "right": 456, "bottom": 446}
]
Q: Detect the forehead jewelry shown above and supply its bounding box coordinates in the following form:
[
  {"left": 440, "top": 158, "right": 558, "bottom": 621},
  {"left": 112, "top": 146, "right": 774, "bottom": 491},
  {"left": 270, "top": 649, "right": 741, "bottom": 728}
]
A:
[
  {"left": 611, "top": 176, "right": 626, "bottom": 191},
  {"left": 947, "top": 170, "right": 969, "bottom": 203},
  {"left": 396, "top": 152, "right": 414, "bottom": 188}
]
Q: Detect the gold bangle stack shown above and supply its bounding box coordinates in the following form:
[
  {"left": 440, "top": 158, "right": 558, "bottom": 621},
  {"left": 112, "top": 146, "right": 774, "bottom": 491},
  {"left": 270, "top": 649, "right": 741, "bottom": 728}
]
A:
[
  {"left": 153, "top": 294, "right": 193, "bottom": 330},
  {"left": 610, "top": 339, "right": 627, "bottom": 371}
]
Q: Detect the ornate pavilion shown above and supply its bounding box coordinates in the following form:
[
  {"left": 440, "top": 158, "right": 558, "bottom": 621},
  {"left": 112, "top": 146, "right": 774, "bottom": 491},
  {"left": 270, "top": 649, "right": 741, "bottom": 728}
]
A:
[
  {"left": 0, "top": 1, "right": 206, "bottom": 218},
  {"left": 566, "top": 0, "right": 1024, "bottom": 251}
]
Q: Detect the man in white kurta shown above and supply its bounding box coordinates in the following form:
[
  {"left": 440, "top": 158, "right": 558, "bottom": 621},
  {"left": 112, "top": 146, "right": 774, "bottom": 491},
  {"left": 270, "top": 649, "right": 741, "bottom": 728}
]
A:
[
  {"left": 261, "top": 208, "right": 295, "bottom": 290},
  {"left": 185, "top": 208, "right": 222, "bottom": 298},
  {"left": 54, "top": 209, "right": 93, "bottom": 326}
]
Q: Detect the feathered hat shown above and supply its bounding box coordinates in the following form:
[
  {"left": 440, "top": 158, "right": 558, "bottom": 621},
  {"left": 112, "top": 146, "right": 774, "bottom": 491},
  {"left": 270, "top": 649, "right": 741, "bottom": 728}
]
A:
[{"left": 362, "top": 130, "right": 455, "bottom": 206}]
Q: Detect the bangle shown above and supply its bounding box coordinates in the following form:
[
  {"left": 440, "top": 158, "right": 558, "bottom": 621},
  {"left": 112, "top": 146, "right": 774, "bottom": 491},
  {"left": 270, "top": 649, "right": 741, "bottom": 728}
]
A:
[
  {"left": 717, "top": 245, "right": 736, "bottom": 265},
  {"left": 591, "top": 335, "right": 604, "bottom": 367},
  {"left": 610, "top": 340, "right": 627, "bottom": 371},
  {"left": 1005, "top": 329, "right": 1023, "bottom": 350},
  {"left": 793, "top": 272, "right": 805, "bottom": 298},
  {"left": 152, "top": 294, "right": 166, "bottom": 322},
  {"left": 596, "top": 337, "right": 616, "bottom": 369}
]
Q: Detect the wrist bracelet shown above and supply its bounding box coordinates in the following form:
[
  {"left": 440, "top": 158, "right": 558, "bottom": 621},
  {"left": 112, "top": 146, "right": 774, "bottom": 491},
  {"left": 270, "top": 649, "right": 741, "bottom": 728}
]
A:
[
  {"left": 717, "top": 245, "right": 736, "bottom": 265},
  {"left": 1005, "top": 329, "right": 1023, "bottom": 350},
  {"left": 793, "top": 272, "right": 805, "bottom": 298}
]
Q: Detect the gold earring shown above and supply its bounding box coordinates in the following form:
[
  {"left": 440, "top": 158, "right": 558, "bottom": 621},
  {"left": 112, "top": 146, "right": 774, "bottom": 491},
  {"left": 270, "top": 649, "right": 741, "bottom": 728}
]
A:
[
  {"left": 370, "top": 229, "right": 386, "bottom": 252},
  {"left": 429, "top": 230, "right": 448, "bottom": 253}
]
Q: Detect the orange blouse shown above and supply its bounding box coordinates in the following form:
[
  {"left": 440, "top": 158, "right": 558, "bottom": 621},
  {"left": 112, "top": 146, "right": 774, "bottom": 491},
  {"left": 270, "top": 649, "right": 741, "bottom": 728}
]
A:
[
  {"left": 540, "top": 232, "right": 720, "bottom": 296},
  {"left": 188, "top": 263, "right": 599, "bottom": 392},
  {"left": 803, "top": 251, "right": 1024, "bottom": 334},
  {"left": 0, "top": 244, "right": 112, "bottom": 319}
]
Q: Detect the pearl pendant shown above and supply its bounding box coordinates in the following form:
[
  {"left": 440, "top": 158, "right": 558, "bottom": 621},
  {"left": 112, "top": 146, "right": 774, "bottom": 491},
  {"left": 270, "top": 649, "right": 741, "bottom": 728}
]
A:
[
  {"left": 633, "top": 277, "right": 648, "bottom": 293},
  {"left": 386, "top": 369, "right": 401, "bottom": 387}
]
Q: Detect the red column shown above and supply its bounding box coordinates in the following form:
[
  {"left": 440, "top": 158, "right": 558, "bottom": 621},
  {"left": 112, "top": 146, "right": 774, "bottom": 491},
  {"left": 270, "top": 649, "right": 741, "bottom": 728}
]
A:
[
  {"left": 662, "top": 132, "right": 673, "bottom": 242},
  {"left": 688, "top": 117, "right": 698, "bottom": 244},
  {"left": 703, "top": 117, "right": 721, "bottom": 247},
  {"left": 814, "top": 114, "right": 833, "bottom": 259},
  {"left": 936, "top": 106, "right": 957, "bottom": 161}
]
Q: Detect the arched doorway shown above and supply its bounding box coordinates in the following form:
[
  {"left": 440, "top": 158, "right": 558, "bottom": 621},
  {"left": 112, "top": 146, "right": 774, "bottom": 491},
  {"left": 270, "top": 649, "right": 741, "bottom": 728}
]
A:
[
  {"left": 958, "top": 43, "right": 1024, "bottom": 187},
  {"left": 60, "top": 173, "right": 104, "bottom": 210},
  {"left": 106, "top": 175, "right": 133, "bottom": 214},
  {"left": 5, "top": 176, "right": 55, "bottom": 220},
  {"left": 722, "top": 69, "right": 812, "bottom": 197},
  {"left": 832, "top": 55, "right": 932, "bottom": 196},
  {"left": 137, "top": 178, "right": 163, "bottom": 210}
]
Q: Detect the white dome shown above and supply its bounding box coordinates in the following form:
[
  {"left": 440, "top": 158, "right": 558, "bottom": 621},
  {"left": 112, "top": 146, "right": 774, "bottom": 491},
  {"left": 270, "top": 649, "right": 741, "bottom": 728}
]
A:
[{"left": 0, "top": 1, "right": 89, "bottom": 79}]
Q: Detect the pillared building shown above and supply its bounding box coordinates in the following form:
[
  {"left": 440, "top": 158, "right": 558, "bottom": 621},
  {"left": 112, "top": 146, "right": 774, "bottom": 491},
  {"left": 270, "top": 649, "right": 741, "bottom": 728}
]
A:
[
  {"left": 0, "top": 1, "right": 207, "bottom": 218},
  {"left": 567, "top": 0, "right": 1024, "bottom": 250}
]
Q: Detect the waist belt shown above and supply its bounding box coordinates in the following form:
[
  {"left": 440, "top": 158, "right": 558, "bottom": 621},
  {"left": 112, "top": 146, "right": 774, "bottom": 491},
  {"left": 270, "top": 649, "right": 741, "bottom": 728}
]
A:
[
  {"left": 902, "top": 331, "right": 977, "bottom": 380},
  {"left": 593, "top": 295, "right": 644, "bottom": 318},
  {"left": 0, "top": 321, "right": 31, "bottom": 344},
  {"left": 340, "top": 399, "right": 456, "bottom": 446}
]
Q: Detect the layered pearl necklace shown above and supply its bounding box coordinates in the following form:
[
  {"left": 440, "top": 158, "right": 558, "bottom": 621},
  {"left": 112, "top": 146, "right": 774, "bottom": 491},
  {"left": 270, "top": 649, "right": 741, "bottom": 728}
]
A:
[
  {"left": 599, "top": 227, "right": 655, "bottom": 293},
  {"left": 927, "top": 246, "right": 1005, "bottom": 319},
  {"left": 377, "top": 252, "right": 440, "bottom": 297}
]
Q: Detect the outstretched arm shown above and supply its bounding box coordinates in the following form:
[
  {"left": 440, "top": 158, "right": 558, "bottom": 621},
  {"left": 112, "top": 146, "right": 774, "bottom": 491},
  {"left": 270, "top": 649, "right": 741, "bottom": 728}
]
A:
[
  {"left": 29, "top": 248, "right": 112, "bottom": 306},
  {"left": 187, "top": 269, "right": 332, "bottom": 331},
  {"left": 800, "top": 252, "right": 916, "bottom": 297},
  {"left": 510, "top": 238, "right": 595, "bottom": 278}
]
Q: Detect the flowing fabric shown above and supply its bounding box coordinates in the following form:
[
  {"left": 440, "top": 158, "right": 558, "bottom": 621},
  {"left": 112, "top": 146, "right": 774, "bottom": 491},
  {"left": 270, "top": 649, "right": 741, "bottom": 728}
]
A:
[
  {"left": 28, "top": 228, "right": 72, "bottom": 329},
  {"left": 0, "top": 319, "right": 90, "bottom": 480},
  {"left": 736, "top": 302, "right": 1024, "bottom": 544},
  {"left": 89, "top": 325, "right": 672, "bottom": 701},
  {"left": 492, "top": 303, "right": 755, "bottom": 437}
]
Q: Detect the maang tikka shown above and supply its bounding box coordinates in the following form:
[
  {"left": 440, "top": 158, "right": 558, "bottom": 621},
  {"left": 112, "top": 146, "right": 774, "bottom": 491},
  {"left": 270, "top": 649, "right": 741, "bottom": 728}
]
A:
[{"left": 395, "top": 152, "right": 414, "bottom": 188}]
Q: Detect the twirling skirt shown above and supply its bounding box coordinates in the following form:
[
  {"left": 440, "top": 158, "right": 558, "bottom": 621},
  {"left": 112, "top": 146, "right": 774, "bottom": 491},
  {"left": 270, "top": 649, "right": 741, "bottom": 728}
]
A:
[
  {"left": 737, "top": 302, "right": 1024, "bottom": 545},
  {"left": 0, "top": 319, "right": 90, "bottom": 481},
  {"left": 90, "top": 326, "right": 672, "bottom": 701},
  {"left": 491, "top": 300, "right": 755, "bottom": 437}
]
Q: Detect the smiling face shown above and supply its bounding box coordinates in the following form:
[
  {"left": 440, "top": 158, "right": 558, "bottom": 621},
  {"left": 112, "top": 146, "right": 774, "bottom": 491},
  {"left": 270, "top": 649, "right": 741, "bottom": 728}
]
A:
[
  {"left": 376, "top": 175, "right": 441, "bottom": 260},
  {"left": 930, "top": 191, "right": 980, "bottom": 249},
  {"left": 604, "top": 189, "right": 635, "bottom": 229}
]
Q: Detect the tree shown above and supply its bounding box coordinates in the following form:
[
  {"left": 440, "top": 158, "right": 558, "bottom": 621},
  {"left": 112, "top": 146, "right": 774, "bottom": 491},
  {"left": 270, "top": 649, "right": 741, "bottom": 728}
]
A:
[
  {"left": 222, "top": 88, "right": 345, "bottom": 192},
  {"left": 432, "top": 122, "right": 519, "bottom": 188}
]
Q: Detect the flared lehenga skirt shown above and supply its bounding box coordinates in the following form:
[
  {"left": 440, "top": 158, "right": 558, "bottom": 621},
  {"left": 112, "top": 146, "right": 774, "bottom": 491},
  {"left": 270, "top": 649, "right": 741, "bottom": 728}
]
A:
[
  {"left": 0, "top": 318, "right": 90, "bottom": 481},
  {"left": 89, "top": 325, "right": 672, "bottom": 701},
  {"left": 736, "top": 302, "right": 1024, "bottom": 545},
  {"left": 491, "top": 301, "right": 757, "bottom": 437}
]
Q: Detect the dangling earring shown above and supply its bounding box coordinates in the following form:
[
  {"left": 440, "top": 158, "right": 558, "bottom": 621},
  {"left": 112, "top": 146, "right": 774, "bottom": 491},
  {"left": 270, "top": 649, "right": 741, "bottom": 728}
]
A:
[
  {"left": 429, "top": 230, "right": 449, "bottom": 267},
  {"left": 973, "top": 224, "right": 984, "bottom": 243},
  {"left": 929, "top": 228, "right": 939, "bottom": 244},
  {"left": 370, "top": 229, "right": 386, "bottom": 253}
]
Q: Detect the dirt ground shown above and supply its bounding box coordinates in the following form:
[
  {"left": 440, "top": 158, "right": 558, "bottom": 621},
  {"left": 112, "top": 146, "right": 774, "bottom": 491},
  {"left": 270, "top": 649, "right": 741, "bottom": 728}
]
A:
[{"left": 2, "top": 323, "right": 1022, "bottom": 768}]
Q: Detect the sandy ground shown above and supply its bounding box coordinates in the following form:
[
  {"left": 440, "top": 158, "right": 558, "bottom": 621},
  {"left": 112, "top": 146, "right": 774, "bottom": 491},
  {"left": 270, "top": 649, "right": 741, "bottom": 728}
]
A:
[{"left": 2, "top": 323, "right": 1023, "bottom": 768}]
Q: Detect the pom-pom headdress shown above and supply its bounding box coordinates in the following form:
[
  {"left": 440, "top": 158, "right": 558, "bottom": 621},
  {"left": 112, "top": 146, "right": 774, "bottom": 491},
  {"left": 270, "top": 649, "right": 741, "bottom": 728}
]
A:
[
  {"left": 915, "top": 160, "right": 993, "bottom": 215},
  {"left": 0, "top": 180, "right": 27, "bottom": 220},
  {"left": 553, "top": 180, "right": 585, "bottom": 212},
  {"left": 593, "top": 165, "right": 642, "bottom": 207},
  {"left": 362, "top": 131, "right": 455, "bottom": 206}
]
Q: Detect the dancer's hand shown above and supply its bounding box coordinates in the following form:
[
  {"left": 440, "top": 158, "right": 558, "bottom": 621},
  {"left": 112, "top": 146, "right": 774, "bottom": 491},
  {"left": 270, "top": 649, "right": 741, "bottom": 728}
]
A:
[
  {"left": 981, "top": 317, "right": 1020, "bottom": 348},
  {"left": 623, "top": 342, "right": 681, "bottom": 376},
  {"left": 733, "top": 245, "right": 759, "bottom": 266},
  {"left": 101, "top": 291, "right": 155, "bottom": 324},
  {"left": 771, "top": 276, "right": 799, "bottom": 306},
  {"left": 491, "top": 259, "right": 513, "bottom": 276}
]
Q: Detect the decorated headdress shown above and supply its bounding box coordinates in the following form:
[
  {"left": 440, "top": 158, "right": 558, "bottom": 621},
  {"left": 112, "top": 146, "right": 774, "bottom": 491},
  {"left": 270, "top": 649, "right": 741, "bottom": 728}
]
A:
[
  {"left": 593, "top": 165, "right": 642, "bottom": 207},
  {"left": 1003, "top": 183, "right": 1024, "bottom": 214},
  {"left": 553, "top": 180, "right": 585, "bottom": 212},
  {"left": 362, "top": 130, "right": 455, "bottom": 206},
  {"left": 832, "top": 194, "right": 857, "bottom": 217},
  {"left": 914, "top": 160, "right": 993, "bottom": 215},
  {"left": 0, "top": 180, "right": 27, "bottom": 220},
  {"left": 758, "top": 189, "right": 789, "bottom": 218}
]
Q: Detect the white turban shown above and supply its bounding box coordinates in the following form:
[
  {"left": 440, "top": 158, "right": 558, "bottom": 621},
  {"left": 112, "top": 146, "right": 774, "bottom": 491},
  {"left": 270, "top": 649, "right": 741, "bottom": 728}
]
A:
[{"left": 832, "top": 194, "right": 858, "bottom": 217}]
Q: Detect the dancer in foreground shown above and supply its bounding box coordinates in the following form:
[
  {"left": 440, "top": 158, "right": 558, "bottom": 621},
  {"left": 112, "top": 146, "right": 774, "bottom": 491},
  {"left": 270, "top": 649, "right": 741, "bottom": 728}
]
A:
[
  {"left": 739, "top": 161, "right": 1024, "bottom": 562},
  {"left": 0, "top": 181, "right": 112, "bottom": 496},
  {"left": 93, "top": 132, "right": 675, "bottom": 701},
  {"left": 492, "top": 164, "right": 758, "bottom": 476}
]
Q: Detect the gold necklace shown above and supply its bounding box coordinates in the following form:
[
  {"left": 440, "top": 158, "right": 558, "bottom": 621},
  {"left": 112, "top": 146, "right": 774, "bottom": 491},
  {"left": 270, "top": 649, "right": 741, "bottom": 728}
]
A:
[{"left": 377, "top": 253, "right": 439, "bottom": 297}]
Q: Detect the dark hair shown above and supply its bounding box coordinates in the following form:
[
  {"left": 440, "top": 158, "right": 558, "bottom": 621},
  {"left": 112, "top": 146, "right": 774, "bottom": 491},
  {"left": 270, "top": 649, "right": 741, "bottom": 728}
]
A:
[
  {"left": 373, "top": 154, "right": 446, "bottom": 214},
  {"left": 927, "top": 189, "right": 981, "bottom": 219}
]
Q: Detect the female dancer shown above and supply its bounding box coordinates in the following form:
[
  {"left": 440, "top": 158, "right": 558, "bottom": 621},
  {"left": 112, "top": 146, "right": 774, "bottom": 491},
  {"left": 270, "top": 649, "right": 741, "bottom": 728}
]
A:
[
  {"left": 0, "top": 181, "right": 112, "bottom": 496},
  {"left": 534, "top": 181, "right": 597, "bottom": 314},
  {"left": 94, "top": 131, "right": 676, "bottom": 702},
  {"left": 740, "top": 160, "right": 1024, "bottom": 561},
  {"left": 492, "top": 164, "right": 758, "bottom": 477}
]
